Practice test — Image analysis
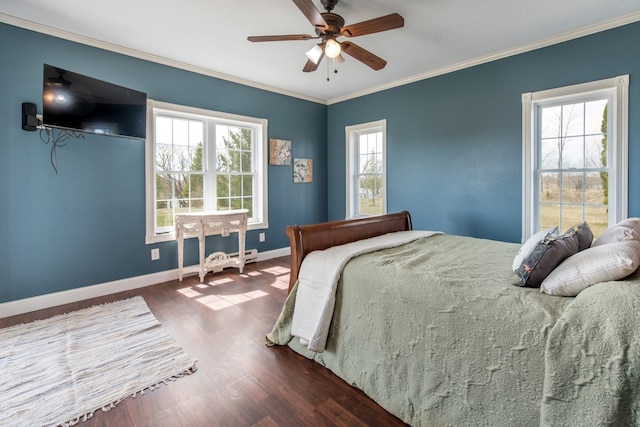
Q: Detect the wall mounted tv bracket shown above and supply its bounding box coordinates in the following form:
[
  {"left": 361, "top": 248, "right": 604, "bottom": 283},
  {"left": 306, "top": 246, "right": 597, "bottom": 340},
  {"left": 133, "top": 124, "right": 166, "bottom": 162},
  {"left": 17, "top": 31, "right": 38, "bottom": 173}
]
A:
[
  {"left": 21, "top": 101, "right": 84, "bottom": 173},
  {"left": 22, "top": 102, "right": 42, "bottom": 131}
]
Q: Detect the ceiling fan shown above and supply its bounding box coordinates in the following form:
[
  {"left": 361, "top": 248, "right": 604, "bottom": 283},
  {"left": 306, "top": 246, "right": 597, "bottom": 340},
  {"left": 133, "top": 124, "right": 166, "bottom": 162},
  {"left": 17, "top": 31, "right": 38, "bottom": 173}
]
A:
[{"left": 247, "top": 0, "right": 404, "bottom": 72}]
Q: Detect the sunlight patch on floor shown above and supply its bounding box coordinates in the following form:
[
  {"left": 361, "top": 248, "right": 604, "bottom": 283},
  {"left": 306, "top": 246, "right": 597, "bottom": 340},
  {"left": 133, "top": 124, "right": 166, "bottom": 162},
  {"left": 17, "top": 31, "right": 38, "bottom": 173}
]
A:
[
  {"left": 256, "top": 266, "right": 290, "bottom": 283},
  {"left": 270, "top": 281, "right": 289, "bottom": 290},
  {"left": 194, "top": 290, "right": 269, "bottom": 311},
  {"left": 196, "top": 295, "right": 233, "bottom": 310},
  {"left": 177, "top": 287, "right": 203, "bottom": 298},
  {"left": 261, "top": 266, "right": 290, "bottom": 275},
  {"left": 245, "top": 271, "right": 262, "bottom": 277},
  {"left": 208, "top": 277, "right": 234, "bottom": 285}
]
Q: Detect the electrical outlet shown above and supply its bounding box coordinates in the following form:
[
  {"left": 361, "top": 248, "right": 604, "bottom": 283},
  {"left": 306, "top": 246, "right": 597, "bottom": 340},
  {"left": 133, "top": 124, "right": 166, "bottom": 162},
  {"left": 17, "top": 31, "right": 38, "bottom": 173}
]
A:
[
  {"left": 259, "top": 232, "right": 265, "bottom": 242},
  {"left": 151, "top": 248, "right": 160, "bottom": 260}
]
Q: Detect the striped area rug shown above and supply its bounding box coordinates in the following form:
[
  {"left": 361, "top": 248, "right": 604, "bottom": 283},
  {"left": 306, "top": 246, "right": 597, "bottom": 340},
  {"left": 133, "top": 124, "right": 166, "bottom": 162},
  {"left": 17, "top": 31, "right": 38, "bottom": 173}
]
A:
[{"left": 0, "top": 296, "right": 197, "bottom": 426}]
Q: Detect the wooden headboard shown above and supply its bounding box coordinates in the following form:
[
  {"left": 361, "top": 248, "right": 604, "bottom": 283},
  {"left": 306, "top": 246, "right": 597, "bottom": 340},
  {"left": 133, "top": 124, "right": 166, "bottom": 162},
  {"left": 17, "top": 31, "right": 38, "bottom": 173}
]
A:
[{"left": 285, "top": 211, "right": 413, "bottom": 292}]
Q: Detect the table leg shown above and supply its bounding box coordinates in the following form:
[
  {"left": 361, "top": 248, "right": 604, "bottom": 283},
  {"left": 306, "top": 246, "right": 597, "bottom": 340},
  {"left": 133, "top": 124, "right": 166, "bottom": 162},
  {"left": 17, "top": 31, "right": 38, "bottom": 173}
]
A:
[
  {"left": 238, "top": 221, "right": 246, "bottom": 273},
  {"left": 198, "top": 224, "right": 206, "bottom": 282},
  {"left": 177, "top": 227, "right": 184, "bottom": 281}
]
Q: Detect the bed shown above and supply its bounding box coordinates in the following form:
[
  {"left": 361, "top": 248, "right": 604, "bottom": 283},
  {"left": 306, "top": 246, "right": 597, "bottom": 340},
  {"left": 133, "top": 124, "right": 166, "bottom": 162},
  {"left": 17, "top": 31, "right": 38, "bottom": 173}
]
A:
[{"left": 267, "top": 211, "right": 640, "bottom": 426}]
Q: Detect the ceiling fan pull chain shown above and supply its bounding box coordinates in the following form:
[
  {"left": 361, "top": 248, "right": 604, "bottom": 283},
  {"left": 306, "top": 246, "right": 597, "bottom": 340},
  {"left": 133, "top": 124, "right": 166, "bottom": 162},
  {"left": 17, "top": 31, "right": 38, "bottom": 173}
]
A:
[{"left": 326, "top": 57, "right": 330, "bottom": 81}]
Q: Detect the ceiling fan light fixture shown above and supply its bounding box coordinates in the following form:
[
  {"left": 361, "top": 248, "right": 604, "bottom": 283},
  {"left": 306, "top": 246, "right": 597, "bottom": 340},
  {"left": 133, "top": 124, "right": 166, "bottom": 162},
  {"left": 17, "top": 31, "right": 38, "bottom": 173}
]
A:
[
  {"left": 324, "top": 38, "right": 341, "bottom": 59},
  {"left": 305, "top": 44, "right": 323, "bottom": 64},
  {"left": 248, "top": 0, "right": 403, "bottom": 73}
]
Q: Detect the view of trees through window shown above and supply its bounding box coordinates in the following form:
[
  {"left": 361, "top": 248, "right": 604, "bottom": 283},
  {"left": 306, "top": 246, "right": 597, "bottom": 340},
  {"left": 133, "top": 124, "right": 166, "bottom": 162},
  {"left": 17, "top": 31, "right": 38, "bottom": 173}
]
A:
[
  {"left": 357, "top": 132, "right": 383, "bottom": 216},
  {"left": 155, "top": 116, "right": 204, "bottom": 230},
  {"left": 215, "top": 125, "right": 254, "bottom": 216},
  {"left": 538, "top": 99, "right": 609, "bottom": 236},
  {"left": 154, "top": 117, "right": 254, "bottom": 231}
]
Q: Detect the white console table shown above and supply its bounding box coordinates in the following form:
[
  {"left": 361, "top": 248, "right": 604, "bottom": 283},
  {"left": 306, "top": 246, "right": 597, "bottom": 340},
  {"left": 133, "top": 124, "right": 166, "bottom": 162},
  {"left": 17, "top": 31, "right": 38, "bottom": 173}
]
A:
[{"left": 175, "top": 209, "right": 248, "bottom": 282}]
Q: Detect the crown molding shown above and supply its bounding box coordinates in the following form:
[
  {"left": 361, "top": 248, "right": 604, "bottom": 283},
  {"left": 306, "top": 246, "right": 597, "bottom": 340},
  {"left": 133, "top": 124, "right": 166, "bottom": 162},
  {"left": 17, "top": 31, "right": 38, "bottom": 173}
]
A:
[
  {"left": 0, "top": 12, "right": 327, "bottom": 105},
  {"left": 327, "top": 11, "right": 640, "bottom": 105}
]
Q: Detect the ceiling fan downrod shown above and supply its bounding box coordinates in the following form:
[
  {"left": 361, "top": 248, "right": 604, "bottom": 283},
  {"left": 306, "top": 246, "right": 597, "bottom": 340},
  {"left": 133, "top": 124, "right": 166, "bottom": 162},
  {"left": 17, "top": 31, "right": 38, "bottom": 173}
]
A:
[{"left": 321, "top": 0, "right": 339, "bottom": 12}]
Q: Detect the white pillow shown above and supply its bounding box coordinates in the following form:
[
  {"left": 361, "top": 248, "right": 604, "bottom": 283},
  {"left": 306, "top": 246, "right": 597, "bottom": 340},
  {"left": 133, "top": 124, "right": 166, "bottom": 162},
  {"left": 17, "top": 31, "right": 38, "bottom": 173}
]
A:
[
  {"left": 512, "top": 226, "right": 558, "bottom": 271},
  {"left": 591, "top": 217, "right": 640, "bottom": 247},
  {"left": 540, "top": 241, "right": 640, "bottom": 296}
]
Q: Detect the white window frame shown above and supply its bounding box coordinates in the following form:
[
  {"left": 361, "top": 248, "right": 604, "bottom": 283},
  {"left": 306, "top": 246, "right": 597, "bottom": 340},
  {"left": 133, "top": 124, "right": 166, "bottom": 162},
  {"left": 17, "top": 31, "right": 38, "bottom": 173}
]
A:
[
  {"left": 521, "top": 75, "right": 629, "bottom": 241},
  {"left": 345, "top": 119, "right": 387, "bottom": 219},
  {"left": 145, "top": 100, "right": 268, "bottom": 244}
]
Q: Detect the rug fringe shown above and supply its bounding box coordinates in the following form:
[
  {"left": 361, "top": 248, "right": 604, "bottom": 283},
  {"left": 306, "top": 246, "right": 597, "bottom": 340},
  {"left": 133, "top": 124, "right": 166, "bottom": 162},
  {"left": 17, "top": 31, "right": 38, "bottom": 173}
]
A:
[{"left": 59, "top": 363, "right": 198, "bottom": 426}]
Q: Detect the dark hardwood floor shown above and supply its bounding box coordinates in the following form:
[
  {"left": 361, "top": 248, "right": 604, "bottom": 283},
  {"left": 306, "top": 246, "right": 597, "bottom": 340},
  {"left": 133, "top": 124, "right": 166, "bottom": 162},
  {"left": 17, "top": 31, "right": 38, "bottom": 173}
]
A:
[{"left": 1, "top": 257, "right": 407, "bottom": 427}]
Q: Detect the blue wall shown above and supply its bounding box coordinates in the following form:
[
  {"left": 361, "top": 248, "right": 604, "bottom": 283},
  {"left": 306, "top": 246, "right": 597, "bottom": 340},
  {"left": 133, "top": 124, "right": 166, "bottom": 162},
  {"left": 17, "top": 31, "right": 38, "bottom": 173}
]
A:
[
  {"left": 2, "top": 20, "right": 639, "bottom": 304},
  {"left": 0, "top": 23, "right": 327, "bottom": 303},
  {"left": 327, "top": 22, "right": 640, "bottom": 242}
]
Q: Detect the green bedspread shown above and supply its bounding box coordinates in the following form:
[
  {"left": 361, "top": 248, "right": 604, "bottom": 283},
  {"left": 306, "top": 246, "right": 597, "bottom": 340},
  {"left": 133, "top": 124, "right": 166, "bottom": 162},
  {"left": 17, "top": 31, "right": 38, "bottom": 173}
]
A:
[
  {"left": 267, "top": 234, "right": 640, "bottom": 426},
  {"left": 541, "top": 280, "right": 640, "bottom": 426}
]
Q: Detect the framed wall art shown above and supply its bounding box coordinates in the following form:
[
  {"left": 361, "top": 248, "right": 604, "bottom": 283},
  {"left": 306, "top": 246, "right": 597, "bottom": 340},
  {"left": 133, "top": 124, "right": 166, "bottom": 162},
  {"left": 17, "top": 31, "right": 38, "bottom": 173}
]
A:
[
  {"left": 293, "top": 158, "right": 313, "bottom": 183},
  {"left": 269, "top": 138, "right": 292, "bottom": 165}
]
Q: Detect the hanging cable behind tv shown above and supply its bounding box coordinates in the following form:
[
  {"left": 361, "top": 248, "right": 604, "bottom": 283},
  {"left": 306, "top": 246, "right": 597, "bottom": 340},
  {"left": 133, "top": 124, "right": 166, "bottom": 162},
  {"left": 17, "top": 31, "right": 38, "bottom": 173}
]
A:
[{"left": 39, "top": 126, "right": 85, "bottom": 174}]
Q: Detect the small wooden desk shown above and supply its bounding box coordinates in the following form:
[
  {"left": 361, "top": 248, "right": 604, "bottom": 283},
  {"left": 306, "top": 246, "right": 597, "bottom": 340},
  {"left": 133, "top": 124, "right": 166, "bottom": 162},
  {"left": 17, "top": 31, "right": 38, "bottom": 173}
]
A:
[{"left": 175, "top": 209, "right": 248, "bottom": 282}]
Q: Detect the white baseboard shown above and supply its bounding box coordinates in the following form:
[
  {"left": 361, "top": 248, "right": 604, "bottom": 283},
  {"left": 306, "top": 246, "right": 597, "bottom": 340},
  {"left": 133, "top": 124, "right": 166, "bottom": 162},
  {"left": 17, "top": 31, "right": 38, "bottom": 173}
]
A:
[
  {"left": 256, "top": 246, "right": 290, "bottom": 261},
  {"left": 0, "top": 247, "right": 290, "bottom": 319}
]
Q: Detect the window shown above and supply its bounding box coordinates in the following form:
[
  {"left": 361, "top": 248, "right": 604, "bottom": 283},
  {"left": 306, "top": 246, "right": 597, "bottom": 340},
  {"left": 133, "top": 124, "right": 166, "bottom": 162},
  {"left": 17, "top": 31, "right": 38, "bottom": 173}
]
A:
[
  {"left": 145, "top": 100, "right": 268, "bottom": 243},
  {"left": 346, "top": 119, "right": 387, "bottom": 218},
  {"left": 522, "top": 75, "right": 628, "bottom": 240}
]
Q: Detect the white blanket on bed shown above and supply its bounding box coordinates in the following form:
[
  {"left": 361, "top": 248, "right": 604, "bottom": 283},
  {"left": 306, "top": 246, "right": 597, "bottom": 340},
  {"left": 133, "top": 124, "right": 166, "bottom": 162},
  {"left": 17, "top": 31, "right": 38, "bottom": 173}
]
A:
[{"left": 291, "top": 230, "right": 441, "bottom": 352}]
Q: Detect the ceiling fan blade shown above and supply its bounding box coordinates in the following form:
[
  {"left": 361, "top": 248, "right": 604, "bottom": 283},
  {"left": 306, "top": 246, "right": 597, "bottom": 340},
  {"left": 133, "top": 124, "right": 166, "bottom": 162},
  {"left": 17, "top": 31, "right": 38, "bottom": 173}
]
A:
[
  {"left": 341, "top": 13, "right": 404, "bottom": 37},
  {"left": 340, "top": 41, "right": 387, "bottom": 70},
  {"left": 303, "top": 52, "right": 324, "bottom": 72},
  {"left": 292, "top": 0, "right": 328, "bottom": 29},
  {"left": 303, "top": 59, "right": 319, "bottom": 72},
  {"left": 247, "top": 34, "right": 314, "bottom": 42}
]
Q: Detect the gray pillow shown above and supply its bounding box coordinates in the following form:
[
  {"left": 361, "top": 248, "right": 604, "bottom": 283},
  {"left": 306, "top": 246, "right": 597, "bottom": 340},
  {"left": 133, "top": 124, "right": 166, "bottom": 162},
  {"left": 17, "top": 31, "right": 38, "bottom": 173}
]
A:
[
  {"left": 564, "top": 221, "right": 593, "bottom": 251},
  {"left": 514, "top": 231, "right": 581, "bottom": 288},
  {"left": 512, "top": 226, "right": 558, "bottom": 271}
]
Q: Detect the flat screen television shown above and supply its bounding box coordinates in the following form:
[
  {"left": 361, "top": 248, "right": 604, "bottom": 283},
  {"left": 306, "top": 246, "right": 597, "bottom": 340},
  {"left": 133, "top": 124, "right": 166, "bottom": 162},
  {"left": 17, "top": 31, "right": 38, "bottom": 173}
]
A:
[{"left": 42, "top": 64, "right": 147, "bottom": 140}]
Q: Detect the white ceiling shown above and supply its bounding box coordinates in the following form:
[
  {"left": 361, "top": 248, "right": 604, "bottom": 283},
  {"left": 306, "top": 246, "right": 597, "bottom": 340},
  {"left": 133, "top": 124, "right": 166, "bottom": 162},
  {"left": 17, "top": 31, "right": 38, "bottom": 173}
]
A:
[{"left": 2, "top": 0, "right": 640, "bottom": 104}]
